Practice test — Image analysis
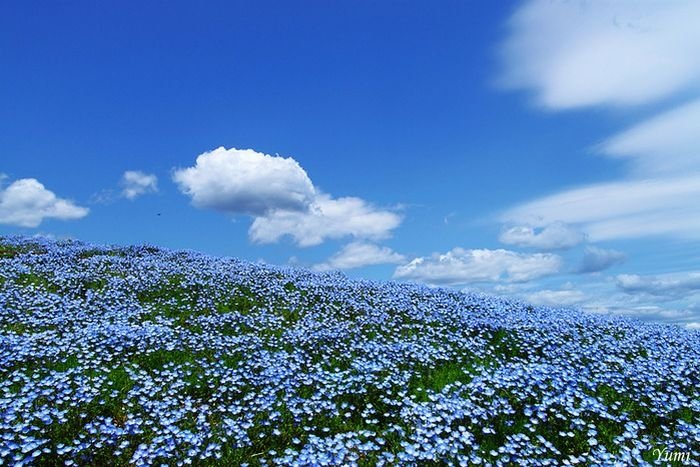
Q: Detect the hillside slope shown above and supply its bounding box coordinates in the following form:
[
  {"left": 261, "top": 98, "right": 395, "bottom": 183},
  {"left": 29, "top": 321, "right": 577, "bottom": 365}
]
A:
[{"left": 1, "top": 237, "right": 699, "bottom": 466}]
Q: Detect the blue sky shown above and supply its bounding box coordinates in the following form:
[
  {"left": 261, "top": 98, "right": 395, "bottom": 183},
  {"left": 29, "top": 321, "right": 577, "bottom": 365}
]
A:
[{"left": 2, "top": 1, "right": 699, "bottom": 328}]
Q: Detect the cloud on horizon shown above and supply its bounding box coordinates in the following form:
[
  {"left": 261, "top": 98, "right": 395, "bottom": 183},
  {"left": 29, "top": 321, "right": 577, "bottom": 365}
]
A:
[
  {"left": 525, "top": 288, "right": 586, "bottom": 307},
  {"left": 393, "top": 248, "right": 562, "bottom": 285},
  {"left": 314, "top": 242, "right": 405, "bottom": 271},
  {"left": 616, "top": 272, "right": 700, "bottom": 299}
]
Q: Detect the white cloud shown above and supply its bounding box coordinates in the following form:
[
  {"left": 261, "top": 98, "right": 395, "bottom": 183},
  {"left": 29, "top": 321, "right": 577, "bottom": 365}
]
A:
[
  {"left": 525, "top": 289, "right": 585, "bottom": 307},
  {"left": 314, "top": 242, "right": 405, "bottom": 271},
  {"left": 121, "top": 171, "right": 158, "bottom": 200},
  {"left": 173, "top": 147, "right": 316, "bottom": 216},
  {"left": 175, "top": 147, "right": 401, "bottom": 246},
  {"left": 585, "top": 302, "right": 698, "bottom": 322},
  {"left": 499, "top": 0, "right": 700, "bottom": 109},
  {"left": 616, "top": 272, "right": 700, "bottom": 298},
  {"left": 601, "top": 98, "right": 700, "bottom": 176},
  {"left": 501, "top": 175, "right": 700, "bottom": 241},
  {"left": 499, "top": 222, "right": 584, "bottom": 250},
  {"left": 496, "top": 0, "right": 700, "bottom": 327},
  {"left": 578, "top": 246, "right": 625, "bottom": 273},
  {"left": 550, "top": 281, "right": 700, "bottom": 326},
  {"left": 393, "top": 248, "right": 562, "bottom": 285},
  {"left": 250, "top": 193, "right": 401, "bottom": 247},
  {"left": 498, "top": 1, "right": 700, "bottom": 245},
  {"left": 0, "top": 178, "right": 88, "bottom": 227}
]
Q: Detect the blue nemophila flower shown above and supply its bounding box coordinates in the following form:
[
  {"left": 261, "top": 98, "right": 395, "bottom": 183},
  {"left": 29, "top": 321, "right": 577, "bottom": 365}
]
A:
[{"left": 0, "top": 236, "right": 699, "bottom": 465}]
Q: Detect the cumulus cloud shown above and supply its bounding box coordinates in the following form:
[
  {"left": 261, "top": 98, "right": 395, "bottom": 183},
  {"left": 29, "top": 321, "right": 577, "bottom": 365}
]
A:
[
  {"left": 173, "top": 147, "right": 316, "bottom": 216},
  {"left": 0, "top": 178, "right": 88, "bottom": 227},
  {"left": 616, "top": 272, "right": 700, "bottom": 298},
  {"left": 577, "top": 246, "right": 625, "bottom": 273},
  {"left": 525, "top": 289, "right": 585, "bottom": 307},
  {"left": 250, "top": 194, "right": 401, "bottom": 247},
  {"left": 175, "top": 147, "right": 401, "bottom": 246},
  {"left": 121, "top": 171, "right": 158, "bottom": 200},
  {"left": 499, "top": 0, "right": 700, "bottom": 109},
  {"left": 393, "top": 248, "right": 562, "bottom": 285},
  {"left": 314, "top": 242, "right": 405, "bottom": 271},
  {"left": 499, "top": 222, "right": 584, "bottom": 250}
]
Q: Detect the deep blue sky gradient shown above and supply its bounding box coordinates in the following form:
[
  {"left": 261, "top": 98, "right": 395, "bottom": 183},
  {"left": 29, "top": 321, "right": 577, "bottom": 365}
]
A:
[
  {"left": 1, "top": 1, "right": 619, "bottom": 257},
  {"left": 2, "top": 1, "right": 695, "bottom": 325}
]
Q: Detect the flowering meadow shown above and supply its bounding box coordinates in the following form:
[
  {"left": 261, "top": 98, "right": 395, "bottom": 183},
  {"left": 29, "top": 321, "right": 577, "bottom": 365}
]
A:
[{"left": 0, "top": 236, "right": 698, "bottom": 466}]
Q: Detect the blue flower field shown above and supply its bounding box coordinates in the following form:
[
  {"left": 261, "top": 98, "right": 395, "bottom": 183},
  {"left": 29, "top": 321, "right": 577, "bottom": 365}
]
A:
[{"left": 1, "top": 236, "right": 698, "bottom": 466}]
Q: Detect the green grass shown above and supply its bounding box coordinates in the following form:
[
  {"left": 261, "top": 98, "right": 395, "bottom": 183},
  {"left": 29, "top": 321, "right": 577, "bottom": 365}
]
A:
[
  {"left": 0, "top": 241, "right": 47, "bottom": 259},
  {"left": 409, "top": 360, "right": 473, "bottom": 402},
  {"left": 4, "top": 238, "right": 697, "bottom": 466},
  {"left": 16, "top": 272, "right": 60, "bottom": 293}
]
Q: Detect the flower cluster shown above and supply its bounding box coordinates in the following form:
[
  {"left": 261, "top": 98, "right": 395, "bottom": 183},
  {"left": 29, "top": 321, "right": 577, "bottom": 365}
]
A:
[{"left": 0, "top": 236, "right": 698, "bottom": 465}]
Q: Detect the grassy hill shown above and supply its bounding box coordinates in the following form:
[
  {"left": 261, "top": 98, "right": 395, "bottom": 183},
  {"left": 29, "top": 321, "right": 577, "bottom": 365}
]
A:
[{"left": 1, "top": 236, "right": 698, "bottom": 466}]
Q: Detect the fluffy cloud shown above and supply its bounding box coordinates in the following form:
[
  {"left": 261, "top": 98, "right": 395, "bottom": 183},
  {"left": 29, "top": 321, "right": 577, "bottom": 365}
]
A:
[
  {"left": 175, "top": 147, "right": 400, "bottom": 246},
  {"left": 393, "top": 248, "right": 562, "bottom": 285},
  {"left": 499, "top": 0, "right": 700, "bottom": 109},
  {"left": 616, "top": 272, "right": 700, "bottom": 298},
  {"left": 525, "top": 289, "right": 585, "bottom": 307},
  {"left": 314, "top": 242, "right": 405, "bottom": 271},
  {"left": 0, "top": 178, "right": 88, "bottom": 227},
  {"left": 499, "top": 222, "right": 584, "bottom": 250},
  {"left": 250, "top": 194, "right": 401, "bottom": 247},
  {"left": 121, "top": 171, "right": 158, "bottom": 200},
  {"left": 501, "top": 175, "right": 700, "bottom": 241},
  {"left": 173, "top": 147, "right": 316, "bottom": 216},
  {"left": 577, "top": 246, "right": 625, "bottom": 273}
]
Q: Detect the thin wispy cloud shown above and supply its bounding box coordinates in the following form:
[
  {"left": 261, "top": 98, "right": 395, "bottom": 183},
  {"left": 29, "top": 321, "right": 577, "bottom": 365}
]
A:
[
  {"left": 501, "top": 168, "right": 700, "bottom": 242},
  {"left": 601, "top": 98, "right": 700, "bottom": 176},
  {"left": 499, "top": 0, "right": 700, "bottom": 109},
  {"left": 499, "top": 0, "right": 700, "bottom": 243},
  {"left": 494, "top": 0, "right": 700, "bottom": 326}
]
